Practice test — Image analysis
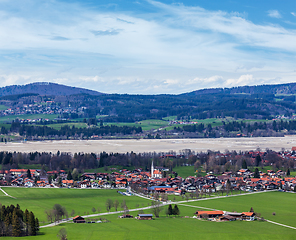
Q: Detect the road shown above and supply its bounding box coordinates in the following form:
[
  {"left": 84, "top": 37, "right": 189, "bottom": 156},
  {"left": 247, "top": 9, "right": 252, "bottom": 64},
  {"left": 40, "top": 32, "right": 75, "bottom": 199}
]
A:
[{"left": 41, "top": 189, "right": 295, "bottom": 231}]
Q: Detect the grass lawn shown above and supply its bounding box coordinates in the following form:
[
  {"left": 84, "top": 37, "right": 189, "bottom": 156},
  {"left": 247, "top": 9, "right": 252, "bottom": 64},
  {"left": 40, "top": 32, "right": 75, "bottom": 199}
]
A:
[
  {"left": 105, "top": 119, "right": 169, "bottom": 131},
  {"left": 0, "top": 188, "right": 151, "bottom": 224},
  {"left": 0, "top": 123, "right": 10, "bottom": 129},
  {"left": 186, "top": 191, "right": 296, "bottom": 227},
  {"left": 3, "top": 207, "right": 296, "bottom": 240},
  {"left": 38, "top": 122, "right": 88, "bottom": 130},
  {"left": 18, "top": 164, "right": 44, "bottom": 170},
  {"left": 0, "top": 105, "right": 8, "bottom": 110},
  {"left": 0, "top": 189, "right": 295, "bottom": 239},
  {"left": 0, "top": 114, "right": 59, "bottom": 123},
  {"left": 173, "top": 166, "right": 207, "bottom": 178},
  {"left": 173, "top": 166, "right": 196, "bottom": 178}
]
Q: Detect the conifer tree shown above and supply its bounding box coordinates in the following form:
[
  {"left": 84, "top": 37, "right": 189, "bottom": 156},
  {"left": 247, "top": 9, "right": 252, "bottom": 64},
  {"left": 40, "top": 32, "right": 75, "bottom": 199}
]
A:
[
  {"left": 173, "top": 205, "right": 180, "bottom": 216},
  {"left": 168, "top": 204, "right": 173, "bottom": 216},
  {"left": 27, "top": 169, "right": 32, "bottom": 179},
  {"left": 254, "top": 168, "right": 260, "bottom": 178},
  {"left": 29, "top": 211, "right": 36, "bottom": 236},
  {"left": 5, "top": 213, "right": 11, "bottom": 236},
  {"left": 255, "top": 155, "right": 261, "bottom": 167},
  {"left": 242, "top": 159, "right": 247, "bottom": 169},
  {"left": 67, "top": 170, "right": 73, "bottom": 180},
  {"left": 287, "top": 168, "right": 290, "bottom": 176},
  {"left": 35, "top": 217, "right": 39, "bottom": 233},
  {"left": 12, "top": 209, "right": 21, "bottom": 237},
  {"left": 24, "top": 209, "right": 29, "bottom": 235}
]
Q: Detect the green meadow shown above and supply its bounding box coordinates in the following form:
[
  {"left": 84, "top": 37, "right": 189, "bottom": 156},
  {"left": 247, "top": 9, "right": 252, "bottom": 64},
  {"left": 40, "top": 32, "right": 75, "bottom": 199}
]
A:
[
  {"left": 0, "top": 188, "right": 150, "bottom": 224},
  {"left": 0, "top": 188, "right": 295, "bottom": 239},
  {"left": 37, "top": 122, "right": 88, "bottom": 130},
  {"left": 106, "top": 119, "right": 168, "bottom": 131},
  {"left": 0, "top": 114, "right": 59, "bottom": 123},
  {"left": 0, "top": 105, "right": 8, "bottom": 110},
  {"left": 186, "top": 191, "right": 296, "bottom": 227}
]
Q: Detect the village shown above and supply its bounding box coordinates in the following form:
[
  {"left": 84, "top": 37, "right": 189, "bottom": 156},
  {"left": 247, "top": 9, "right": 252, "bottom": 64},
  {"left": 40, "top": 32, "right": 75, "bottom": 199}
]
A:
[{"left": 1, "top": 155, "right": 295, "bottom": 194}]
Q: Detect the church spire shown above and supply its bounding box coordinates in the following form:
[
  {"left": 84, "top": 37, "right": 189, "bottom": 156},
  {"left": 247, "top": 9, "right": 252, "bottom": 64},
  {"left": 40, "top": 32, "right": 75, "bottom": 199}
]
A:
[{"left": 151, "top": 161, "right": 154, "bottom": 179}]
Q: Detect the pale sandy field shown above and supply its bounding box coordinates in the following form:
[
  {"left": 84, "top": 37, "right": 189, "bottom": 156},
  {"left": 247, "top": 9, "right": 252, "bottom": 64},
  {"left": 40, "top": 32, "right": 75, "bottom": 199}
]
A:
[{"left": 1, "top": 136, "right": 296, "bottom": 154}]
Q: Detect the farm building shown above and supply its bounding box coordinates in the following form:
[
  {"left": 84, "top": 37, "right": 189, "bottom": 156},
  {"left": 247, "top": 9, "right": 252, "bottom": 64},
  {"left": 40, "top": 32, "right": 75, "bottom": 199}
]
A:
[
  {"left": 73, "top": 216, "right": 85, "bottom": 223},
  {"left": 137, "top": 214, "right": 153, "bottom": 220},
  {"left": 195, "top": 210, "right": 224, "bottom": 219}
]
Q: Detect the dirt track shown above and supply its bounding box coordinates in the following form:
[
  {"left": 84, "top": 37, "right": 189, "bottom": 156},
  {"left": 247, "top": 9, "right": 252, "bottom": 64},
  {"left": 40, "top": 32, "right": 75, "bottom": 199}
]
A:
[{"left": 1, "top": 136, "right": 296, "bottom": 154}]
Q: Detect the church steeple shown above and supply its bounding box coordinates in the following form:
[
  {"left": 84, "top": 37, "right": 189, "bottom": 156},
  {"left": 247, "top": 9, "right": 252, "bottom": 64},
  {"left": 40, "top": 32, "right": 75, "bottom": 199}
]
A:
[{"left": 151, "top": 161, "right": 154, "bottom": 179}]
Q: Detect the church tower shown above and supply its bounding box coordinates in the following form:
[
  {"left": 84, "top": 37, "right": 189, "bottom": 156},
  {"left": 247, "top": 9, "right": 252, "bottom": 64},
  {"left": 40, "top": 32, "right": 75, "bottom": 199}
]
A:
[{"left": 151, "top": 161, "right": 154, "bottom": 179}]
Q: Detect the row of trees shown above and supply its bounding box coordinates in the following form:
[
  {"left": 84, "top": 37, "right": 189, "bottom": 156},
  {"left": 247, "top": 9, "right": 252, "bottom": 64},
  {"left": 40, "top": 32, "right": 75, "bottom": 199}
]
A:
[
  {"left": 44, "top": 204, "right": 68, "bottom": 223},
  {"left": 1, "top": 149, "right": 294, "bottom": 178},
  {"left": 0, "top": 204, "right": 39, "bottom": 237},
  {"left": 15, "top": 123, "right": 142, "bottom": 138},
  {"left": 180, "top": 120, "right": 296, "bottom": 136}
]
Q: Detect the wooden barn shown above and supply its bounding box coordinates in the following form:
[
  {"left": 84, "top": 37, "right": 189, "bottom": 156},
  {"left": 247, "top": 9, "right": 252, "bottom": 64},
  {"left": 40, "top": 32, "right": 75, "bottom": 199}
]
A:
[
  {"left": 73, "top": 215, "right": 85, "bottom": 223},
  {"left": 137, "top": 214, "right": 153, "bottom": 220}
]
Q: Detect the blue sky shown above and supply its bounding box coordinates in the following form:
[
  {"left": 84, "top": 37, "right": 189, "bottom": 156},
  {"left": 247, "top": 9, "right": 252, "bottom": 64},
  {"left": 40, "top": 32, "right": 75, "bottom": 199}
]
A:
[{"left": 0, "top": 0, "right": 295, "bottom": 94}]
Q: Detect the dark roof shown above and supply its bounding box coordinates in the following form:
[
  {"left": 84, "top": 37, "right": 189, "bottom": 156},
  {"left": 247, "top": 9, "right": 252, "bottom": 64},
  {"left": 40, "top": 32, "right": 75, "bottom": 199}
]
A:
[{"left": 138, "top": 214, "right": 153, "bottom": 217}]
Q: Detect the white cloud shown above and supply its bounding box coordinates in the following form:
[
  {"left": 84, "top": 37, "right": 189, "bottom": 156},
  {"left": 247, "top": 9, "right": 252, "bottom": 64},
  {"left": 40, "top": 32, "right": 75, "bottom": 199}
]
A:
[
  {"left": 268, "top": 10, "right": 282, "bottom": 18},
  {"left": 291, "top": 12, "right": 296, "bottom": 17},
  {"left": 0, "top": 0, "right": 295, "bottom": 94},
  {"left": 164, "top": 79, "right": 180, "bottom": 85}
]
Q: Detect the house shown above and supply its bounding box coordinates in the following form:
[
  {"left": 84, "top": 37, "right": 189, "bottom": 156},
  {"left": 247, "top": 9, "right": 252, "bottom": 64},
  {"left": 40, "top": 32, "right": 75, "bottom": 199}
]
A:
[
  {"left": 73, "top": 216, "right": 85, "bottom": 223},
  {"left": 148, "top": 186, "right": 175, "bottom": 194},
  {"left": 62, "top": 180, "right": 74, "bottom": 187},
  {"left": 242, "top": 212, "right": 255, "bottom": 221},
  {"left": 195, "top": 210, "right": 224, "bottom": 219},
  {"left": 219, "top": 215, "right": 236, "bottom": 221},
  {"left": 119, "top": 214, "right": 133, "bottom": 218},
  {"left": 137, "top": 214, "right": 153, "bottom": 220}
]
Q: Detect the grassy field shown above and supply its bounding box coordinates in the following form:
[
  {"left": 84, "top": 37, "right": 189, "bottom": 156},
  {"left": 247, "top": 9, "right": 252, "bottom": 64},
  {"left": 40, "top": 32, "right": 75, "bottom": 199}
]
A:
[
  {"left": 105, "top": 119, "right": 169, "bottom": 131},
  {"left": 173, "top": 166, "right": 196, "bottom": 178},
  {"left": 173, "top": 166, "right": 207, "bottom": 178},
  {"left": 0, "top": 104, "right": 8, "bottom": 110},
  {"left": 0, "top": 188, "right": 150, "bottom": 224},
  {"left": 38, "top": 122, "right": 88, "bottom": 130},
  {"left": 0, "top": 189, "right": 295, "bottom": 239},
  {"left": 0, "top": 114, "right": 59, "bottom": 123},
  {"left": 186, "top": 191, "right": 296, "bottom": 227}
]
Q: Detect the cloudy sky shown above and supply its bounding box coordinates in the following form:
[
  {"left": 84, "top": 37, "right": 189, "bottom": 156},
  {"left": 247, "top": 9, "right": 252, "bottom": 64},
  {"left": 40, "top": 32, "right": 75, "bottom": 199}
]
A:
[{"left": 0, "top": 0, "right": 296, "bottom": 94}]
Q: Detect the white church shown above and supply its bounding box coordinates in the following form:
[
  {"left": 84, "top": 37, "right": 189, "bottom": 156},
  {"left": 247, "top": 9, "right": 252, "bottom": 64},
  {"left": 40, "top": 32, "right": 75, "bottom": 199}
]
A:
[{"left": 150, "top": 161, "right": 162, "bottom": 179}]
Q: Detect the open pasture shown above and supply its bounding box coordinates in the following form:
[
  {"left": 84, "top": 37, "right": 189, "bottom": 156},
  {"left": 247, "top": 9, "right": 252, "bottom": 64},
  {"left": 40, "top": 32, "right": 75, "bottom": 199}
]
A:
[
  {"left": 0, "top": 189, "right": 295, "bottom": 239},
  {"left": 0, "top": 188, "right": 150, "bottom": 223},
  {"left": 185, "top": 191, "right": 296, "bottom": 228},
  {"left": 0, "top": 114, "right": 59, "bottom": 123},
  {"left": 2, "top": 210, "right": 296, "bottom": 240}
]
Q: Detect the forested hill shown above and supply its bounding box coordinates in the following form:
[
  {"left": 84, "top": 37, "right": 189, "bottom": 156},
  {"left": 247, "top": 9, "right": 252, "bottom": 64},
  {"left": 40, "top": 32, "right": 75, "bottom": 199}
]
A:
[
  {"left": 0, "top": 82, "right": 102, "bottom": 97},
  {"left": 2, "top": 82, "right": 296, "bottom": 122},
  {"left": 185, "top": 82, "right": 296, "bottom": 96}
]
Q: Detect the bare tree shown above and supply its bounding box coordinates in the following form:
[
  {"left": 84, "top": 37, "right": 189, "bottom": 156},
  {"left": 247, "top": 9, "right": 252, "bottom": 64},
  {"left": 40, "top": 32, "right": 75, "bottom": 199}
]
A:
[
  {"left": 105, "top": 199, "right": 113, "bottom": 212},
  {"left": 121, "top": 199, "right": 126, "bottom": 210},
  {"left": 150, "top": 201, "right": 163, "bottom": 218},
  {"left": 114, "top": 199, "right": 119, "bottom": 211},
  {"left": 57, "top": 228, "right": 67, "bottom": 240}
]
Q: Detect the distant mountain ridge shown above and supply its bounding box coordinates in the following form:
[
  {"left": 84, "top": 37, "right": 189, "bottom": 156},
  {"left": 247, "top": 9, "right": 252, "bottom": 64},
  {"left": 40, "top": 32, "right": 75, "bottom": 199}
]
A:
[
  {"left": 1, "top": 81, "right": 296, "bottom": 98},
  {"left": 185, "top": 82, "right": 296, "bottom": 96},
  {"left": 0, "top": 82, "right": 102, "bottom": 97}
]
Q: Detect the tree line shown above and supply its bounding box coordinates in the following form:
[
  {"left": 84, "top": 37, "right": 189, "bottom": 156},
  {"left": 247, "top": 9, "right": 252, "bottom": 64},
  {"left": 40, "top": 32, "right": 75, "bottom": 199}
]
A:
[
  {"left": 176, "top": 120, "right": 296, "bottom": 138},
  {"left": 0, "top": 204, "right": 39, "bottom": 237},
  {"left": 0, "top": 149, "right": 294, "bottom": 178},
  {"left": 9, "top": 121, "right": 142, "bottom": 138}
]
